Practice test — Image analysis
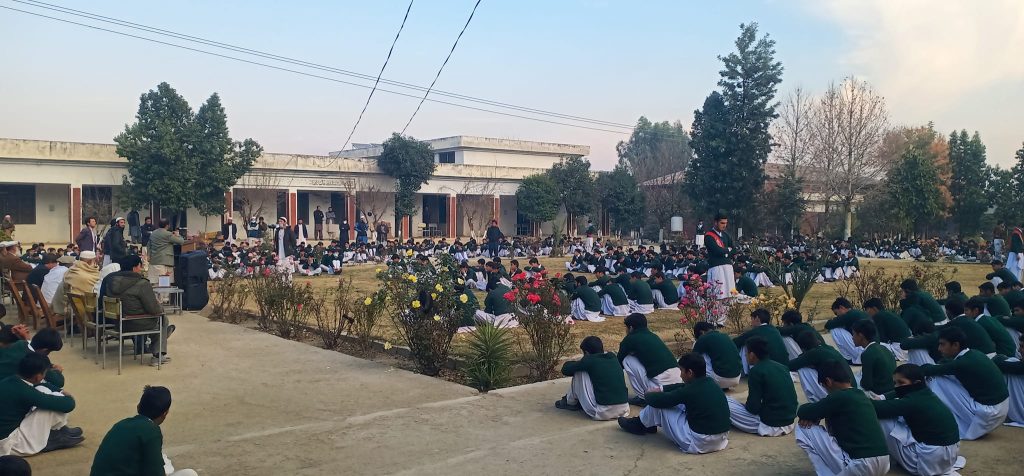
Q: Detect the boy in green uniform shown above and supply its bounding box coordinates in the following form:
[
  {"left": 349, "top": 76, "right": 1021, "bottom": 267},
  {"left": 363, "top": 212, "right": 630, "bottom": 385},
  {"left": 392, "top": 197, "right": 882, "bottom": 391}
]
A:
[
  {"left": 872, "top": 364, "right": 965, "bottom": 476},
  {"left": 648, "top": 271, "right": 679, "bottom": 310},
  {"left": 727, "top": 337, "right": 797, "bottom": 436},
  {"left": 0, "top": 327, "right": 65, "bottom": 392},
  {"left": 90, "top": 386, "right": 197, "bottom": 476},
  {"left": 788, "top": 330, "right": 858, "bottom": 402},
  {"left": 921, "top": 327, "right": 1009, "bottom": 440},
  {"left": 851, "top": 320, "right": 896, "bottom": 397},
  {"left": 555, "top": 336, "right": 630, "bottom": 421},
  {"left": 978, "top": 281, "right": 1012, "bottom": 317},
  {"left": 734, "top": 308, "right": 789, "bottom": 373},
  {"left": 863, "top": 298, "right": 911, "bottom": 361},
  {"left": 692, "top": 322, "right": 741, "bottom": 389},
  {"left": 617, "top": 353, "right": 730, "bottom": 454},
  {"left": 778, "top": 310, "right": 823, "bottom": 359},
  {"left": 734, "top": 266, "right": 758, "bottom": 298},
  {"left": 993, "top": 333, "right": 1024, "bottom": 425},
  {"left": 964, "top": 298, "right": 1015, "bottom": 357},
  {"left": 795, "top": 360, "right": 891, "bottom": 476},
  {"left": 940, "top": 299, "right": 996, "bottom": 356},
  {"left": 626, "top": 272, "right": 655, "bottom": 315},
  {"left": 938, "top": 281, "right": 968, "bottom": 306},
  {"left": 597, "top": 278, "right": 629, "bottom": 317},
  {"left": 0, "top": 354, "right": 81, "bottom": 456},
  {"left": 824, "top": 297, "right": 868, "bottom": 364},
  {"left": 986, "top": 259, "right": 1019, "bottom": 287},
  {"left": 570, "top": 276, "right": 604, "bottom": 322},
  {"left": 901, "top": 279, "right": 947, "bottom": 324},
  {"left": 618, "top": 314, "right": 681, "bottom": 405},
  {"left": 474, "top": 283, "right": 517, "bottom": 328}
]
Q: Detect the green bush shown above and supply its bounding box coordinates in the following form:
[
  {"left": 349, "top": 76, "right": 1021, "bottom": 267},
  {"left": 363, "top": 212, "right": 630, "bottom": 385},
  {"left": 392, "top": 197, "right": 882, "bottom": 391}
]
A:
[{"left": 462, "top": 324, "right": 516, "bottom": 391}]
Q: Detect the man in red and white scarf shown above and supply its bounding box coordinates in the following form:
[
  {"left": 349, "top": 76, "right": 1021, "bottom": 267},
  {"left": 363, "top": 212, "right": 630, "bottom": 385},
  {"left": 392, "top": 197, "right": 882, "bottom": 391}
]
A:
[{"left": 705, "top": 213, "right": 736, "bottom": 300}]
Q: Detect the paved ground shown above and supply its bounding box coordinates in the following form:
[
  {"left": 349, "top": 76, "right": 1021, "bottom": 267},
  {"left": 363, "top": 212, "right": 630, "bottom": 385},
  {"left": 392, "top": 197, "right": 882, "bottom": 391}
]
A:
[{"left": 13, "top": 312, "right": 1022, "bottom": 475}]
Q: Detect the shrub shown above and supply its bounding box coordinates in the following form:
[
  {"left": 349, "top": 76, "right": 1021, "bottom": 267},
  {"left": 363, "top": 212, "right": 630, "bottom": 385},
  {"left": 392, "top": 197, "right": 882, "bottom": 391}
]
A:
[
  {"left": 678, "top": 272, "right": 725, "bottom": 329},
  {"left": 748, "top": 293, "right": 796, "bottom": 327},
  {"left": 462, "top": 324, "right": 516, "bottom": 391},
  {"left": 350, "top": 291, "right": 385, "bottom": 353},
  {"left": 247, "top": 269, "right": 292, "bottom": 329},
  {"left": 208, "top": 270, "right": 246, "bottom": 323},
  {"left": 312, "top": 278, "right": 358, "bottom": 350},
  {"left": 509, "top": 271, "right": 574, "bottom": 382},
  {"left": 905, "top": 264, "right": 957, "bottom": 299},
  {"left": 751, "top": 248, "right": 826, "bottom": 310},
  {"left": 248, "top": 269, "right": 316, "bottom": 339}
]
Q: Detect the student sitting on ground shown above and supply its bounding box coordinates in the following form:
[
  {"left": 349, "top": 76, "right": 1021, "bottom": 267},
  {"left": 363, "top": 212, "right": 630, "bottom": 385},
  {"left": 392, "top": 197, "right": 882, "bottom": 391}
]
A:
[
  {"left": 474, "top": 282, "right": 517, "bottom": 328},
  {"left": 727, "top": 337, "right": 797, "bottom": 437},
  {"left": 964, "top": 298, "right": 1016, "bottom": 357},
  {"left": 978, "top": 281, "right": 1012, "bottom": 317},
  {"left": 569, "top": 276, "right": 604, "bottom": 322},
  {"left": 777, "top": 310, "right": 823, "bottom": 360},
  {"left": 787, "top": 329, "right": 858, "bottom": 403},
  {"left": 863, "top": 298, "right": 911, "bottom": 361},
  {"left": 617, "top": 313, "right": 681, "bottom": 406},
  {"left": 597, "top": 277, "right": 629, "bottom": 317},
  {"left": 940, "top": 299, "right": 996, "bottom": 357},
  {"left": 648, "top": 272, "right": 679, "bottom": 310},
  {"left": 824, "top": 297, "right": 869, "bottom": 364},
  {"left": 90, "top": 386, "right": 197, "bottom": 476},
  {"left": 617, "top": 353, "right": 730, "bottom": 455},
  {"left": 921, "top": 327, "right": 1009, "bottom": 440},
  {"left": 733, "top": 308, "right": 789, "bottom": 373},
  {"left": 851, "top": 320, "right": 896, "bottom": 398},
  {"left": 691, "top": 322, "right": 741, "bottom": 390},
  {"left": 0, "top": 354, "right": 82, "bottom": 456},
  {"left": 871, "top": 364, "right": 965, "bottom": 476},
  {"left": 626, "top": 272, "right": 655, "bottom": 315},
  {"left": 795, "top": 360, "right": 890, "bottom": 476},
  {"left": 555, "top": 336, "right": 630, "bottom": 421},
  {"left": 993, "top": 332, "right": 1024, "bottom": 426},
  {"left": 0, "top": 327, "right": 65, "bottom": 393}
]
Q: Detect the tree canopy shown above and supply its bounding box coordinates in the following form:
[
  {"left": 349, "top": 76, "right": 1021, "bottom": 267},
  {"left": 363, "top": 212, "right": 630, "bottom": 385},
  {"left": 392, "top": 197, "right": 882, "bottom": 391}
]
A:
[
  {"left": 948, "top": 130, "right": 989, "bottom": 235},
  {"left": 596, "top": 165, "right": 645, "bottom": 235},
  {"left": 515, "top": 174, "right": 559, "bottom": 226},
  {"left": 377, "top": 133, "right": 436, "bottom": 221},
  {"left": 548, "top": 156, "right": 595, "bottom": 221}
]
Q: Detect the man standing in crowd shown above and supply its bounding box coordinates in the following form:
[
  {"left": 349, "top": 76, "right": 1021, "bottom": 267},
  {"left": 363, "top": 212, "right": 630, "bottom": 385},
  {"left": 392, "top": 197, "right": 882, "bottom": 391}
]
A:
[
  {"left": 221, "top": 216, "right": 238, "bottom": 246},
  {"left": 704, "top": 213, "right": 735, "bottom": 298},
  {"left": 140, "top": 216, "right": 155, "bottom": 247},
  {"left": 294, "top": 219, "right": 309, "bottom": 247},
  {"left": 313, "top": 206, "right": 325, "bottom": 241},
  {"left": 375, "top": 220, "right": 388, "bottom": 244},
  {"left": 485, "top": 219, "right": 503, "bottom": 258},
  {"left": 103, "top": 217, "right": 128, "bottom": 267},
  {"left": 127, "top": 209, "right": 141, "bottom": 243},
  {"left": 274, "top": 217, "right": 295, "bottom": 257},
  {"left": 148, "top": 219, "right": 185, "bottom": 285},
  {"left": 75, "top": 217, "right": 99, "bottom": 253}
]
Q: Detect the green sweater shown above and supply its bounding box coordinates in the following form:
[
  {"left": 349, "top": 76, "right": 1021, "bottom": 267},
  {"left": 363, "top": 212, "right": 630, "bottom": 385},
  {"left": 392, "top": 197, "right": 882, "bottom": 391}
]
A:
[
  {"left": 0, "top": 375, "right": 76, "bottom": 439},
  {"left": 692, "top": 330, "right": 741, "bottom": 379},
  {"left": 646, "top": 376, "right": 731, "bottom": 435},
  {"left": 572, "top": 285, "right": 602, "bottom": 312},
  {"left": 975, "top": 314, "right": 1016, "bottom": 357},
  {"left": 704, "top": 230, "right": 733, "bottom": 268},
  {"left": 943, "top": 315, "right": 996, "bottom": 355},
  {"left": 994, "top": 355, "right": 1024, "bottom": 374},
  {"left": 986, "top": 268, "right": 1020, "bottom": 285},
  {"left": 1003, "top": 290, "right": 1024, "bottom": 310},
  {"left": 872, "top": 311, "right": 911, "bottom": 343},
  {"left": 649, "top": 278, "right": 679, "bottom": 304},
  {"left": 617, "top": 328, "right": 677, "bottom": 379},
  {"left": 917, "top": 291, "right": 948, "bottom": 324},
  {"left": 797, "top": 388, "right": 889, "bottom": 459},
  {"left": 777, "top": 323, "right": 825, "bottom": 345},
  {"left": 628, "top": 280, "right": 654, "bottom": 305},
  {"left": 734, "top": 324, "right": 789, "bottom": 366},
  {"left": 921, "top": 349, "right": 1009, "bottom": 405},
  {"left": 859, "top": 343, "right": 896, "bottom": 395},
  {"left": 939, "top": 291, "right": 969, "bottom": 306},
  {"left": 787, "top": 344, "right": 858, "bottom": 389},
  {"left": 0, "top": 341, "right": 63, "bottom": 391},
  {"left": 873, "top": 386, "right": 959, "bottom": 447},
  {"left": 561, "top": 352, "right": 629, "bottom": 405},
  {"left": 901, "top": 306, "right": 935, "bottom": 335},
  {"left": 598, "top": 283, "right": 628, "bottom": 306},
  {"left": 89, "top": 415, "right": 165, "bottom": 476},
  {"left": 998, "top": 314, "right": 1024, "bottom": 332},
  {"left": 745, "top": 359, "right": 798, "bottom": 427},
  {"left": 824, "top": 309, "right": 869, "bottom": 331},
  {"left": 983, "top": 294, "right": 1012, "bottom": 318},
  {"left": 736, "top": 275, "right": 758, "bottom": 297},
  {"left": 483, "top": 284, "right": 512, "bottom": 315}
]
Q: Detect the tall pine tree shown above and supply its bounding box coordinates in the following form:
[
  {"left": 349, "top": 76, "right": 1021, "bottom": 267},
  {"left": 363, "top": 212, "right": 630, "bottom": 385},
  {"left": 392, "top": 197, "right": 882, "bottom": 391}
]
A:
[
  {"left": 948, "top": 130, "right": 989, "bottom": 235},
  {"left": 686, "top": 92, "right": 732, "bottom": 218}
]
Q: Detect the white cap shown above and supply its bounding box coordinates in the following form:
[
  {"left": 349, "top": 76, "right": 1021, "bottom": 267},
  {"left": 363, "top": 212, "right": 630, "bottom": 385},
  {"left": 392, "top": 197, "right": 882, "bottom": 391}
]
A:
[{"left": 79, "top": 251, "right": 97, "bottom": 260}]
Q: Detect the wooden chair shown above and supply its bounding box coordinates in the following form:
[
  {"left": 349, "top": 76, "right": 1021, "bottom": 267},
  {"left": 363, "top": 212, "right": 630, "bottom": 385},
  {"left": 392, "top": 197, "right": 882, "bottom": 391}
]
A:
[
  {"left": 29, "top": 284, "right": 64, "bottom": 330},
  {"left": 67, "top": 292, "right": 90, "bottom": 354},
  {"left": 101, "top": 297, "right": 164, "bottom": 374},
  {"left": 83, "top": 292, "right": 104, "bottom": 361},
  {"left": 8, "top": 280, "right": 38, "bottom": 328}
]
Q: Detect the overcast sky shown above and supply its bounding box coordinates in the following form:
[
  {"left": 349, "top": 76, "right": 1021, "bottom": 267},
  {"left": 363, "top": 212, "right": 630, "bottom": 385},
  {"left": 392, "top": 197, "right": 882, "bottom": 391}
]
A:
[{"left": 2, "top": 0, "right": 1023, "bottom": 170}]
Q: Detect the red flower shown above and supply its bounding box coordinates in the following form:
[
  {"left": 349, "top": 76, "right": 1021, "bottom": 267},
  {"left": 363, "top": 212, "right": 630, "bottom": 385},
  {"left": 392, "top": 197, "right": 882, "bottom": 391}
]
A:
[
  {"left": 513, "top": 272, "right": 528, "bottom": 282},
  {"left": 503, "top": 291, "right": 517, "bottom": 302},
  {"left": 555, "top": 272, "right": 562, "bottom": 278},
  {"left": 296, "top": 303, "right": 304, "bottom": 311},
  {"left": 526, "top": 293, "right": 541, "bottom": 304},
  {"left": 538, "top": 269, "right": 548, "bottom": 276},
  {"left": 552, "top": 295, "right": 561, "bottom": 306},
  {"left": 262, "top": 268, "right": 272, "bottom": 277}
]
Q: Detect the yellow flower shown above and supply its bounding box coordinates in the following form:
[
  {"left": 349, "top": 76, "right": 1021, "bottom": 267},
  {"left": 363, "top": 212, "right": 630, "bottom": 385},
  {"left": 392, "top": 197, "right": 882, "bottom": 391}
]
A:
[
  {"left": 750, "top": 298, "right": 759, "bottom": 306},
  {"left": 384, "top": 341, "right": 393, "bottom": 350},
  {"left": 364, "top": 297, "right": 373, "bottom": 306},
  {"left": 457, "top": 278, "right": 465, "bottom": 285},
  {"left": 433, "top": 315, "right": 441, "bottom": 321},
  {"left": 408, "top": 275, "right": 418, "bottom": 283},
  {"left": 435, "top": 284, "right": 444, "bottom": 292},
  {"left": 459, "top": 294, "right": 469, "bottom": 303},
  {"left": 431, "top": 292, "right": 438, "bottom": 299},
  {"left": 375, "top": 268, "right": 382, "bottom": 273},
  {"left": 411, "top": 300, "right": 421, "bottom": 309},
  {"left": 406, "top": 249, "right": 414, "bottom": 257}
]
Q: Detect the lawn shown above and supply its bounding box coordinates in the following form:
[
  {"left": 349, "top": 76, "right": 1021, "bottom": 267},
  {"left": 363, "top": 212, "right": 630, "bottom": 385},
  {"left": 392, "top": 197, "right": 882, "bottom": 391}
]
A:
[{"left": 223, "top": 256, "right": 992, "bottom": 357}]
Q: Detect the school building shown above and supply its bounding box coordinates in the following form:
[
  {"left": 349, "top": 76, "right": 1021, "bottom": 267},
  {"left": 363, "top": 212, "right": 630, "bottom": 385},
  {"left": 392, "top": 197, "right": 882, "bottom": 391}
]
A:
[{"left": 0, "top": 136, "right": 589, "bottom": 244}]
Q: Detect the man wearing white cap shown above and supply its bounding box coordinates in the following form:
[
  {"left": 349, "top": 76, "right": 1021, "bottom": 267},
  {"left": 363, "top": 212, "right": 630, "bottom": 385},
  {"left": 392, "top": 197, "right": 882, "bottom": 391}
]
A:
[
  {"left": 273, "top": 217, "right": 295, "bottom": 258},
  {"left": 0, "top": 241, "right": 33, "bottom": 283}
]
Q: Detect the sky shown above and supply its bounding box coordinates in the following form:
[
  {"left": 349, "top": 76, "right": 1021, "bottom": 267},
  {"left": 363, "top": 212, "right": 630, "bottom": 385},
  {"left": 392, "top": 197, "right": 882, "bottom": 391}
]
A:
[{"left": 2, "top": 0, "right": 1023, "bottom": 170}]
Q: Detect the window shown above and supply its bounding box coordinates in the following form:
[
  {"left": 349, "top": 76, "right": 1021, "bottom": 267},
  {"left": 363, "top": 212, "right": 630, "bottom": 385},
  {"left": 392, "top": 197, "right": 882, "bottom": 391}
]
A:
[
  {"left": 516, "top": 210, "right": 533, "bottom": 236},
  {"left": 0, "top": 184, "right": 36, "bottom": 225},
  {"left": 82, "top": 186, "right": 112, "bottom": 223},
  {"left": 437, "top": 151, "right": 456, "bottom": 164}
]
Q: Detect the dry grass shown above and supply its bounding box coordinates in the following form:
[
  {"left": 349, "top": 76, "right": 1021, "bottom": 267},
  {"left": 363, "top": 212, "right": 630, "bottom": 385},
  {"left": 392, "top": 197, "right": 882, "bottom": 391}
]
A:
[{"left": 226, "top": 257, "right": 992, "bottom": 355}]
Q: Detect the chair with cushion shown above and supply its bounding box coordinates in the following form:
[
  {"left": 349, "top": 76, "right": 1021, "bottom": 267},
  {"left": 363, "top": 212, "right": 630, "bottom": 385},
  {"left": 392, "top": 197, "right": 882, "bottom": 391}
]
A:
[{"left": 101, "top": 296, "right": 165, "bottom": 374}]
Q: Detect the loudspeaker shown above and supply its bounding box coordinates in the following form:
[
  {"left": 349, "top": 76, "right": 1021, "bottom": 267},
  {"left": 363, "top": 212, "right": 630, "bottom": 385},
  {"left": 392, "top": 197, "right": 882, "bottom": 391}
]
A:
[{"left": 175, "top": 250, "right": 210, "bottom": 311}]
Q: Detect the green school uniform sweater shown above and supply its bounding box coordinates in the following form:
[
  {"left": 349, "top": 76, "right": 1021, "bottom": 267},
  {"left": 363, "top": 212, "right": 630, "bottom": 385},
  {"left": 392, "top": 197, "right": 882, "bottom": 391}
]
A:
[
  {"left": 986, "top": 268, "right": 1020, "bottom": 285},
  {"left": 0, "top": 375, "right": 76, "bottom": 439},
  {"left": 648, "top": 278, "right": 679, "bottom": 304},
  {"left": 901, "top": 306, "right": 935, "bottom": 335},
  {"left": 483, "top": 285, "right": 512, "bottom": 315},
  {"left": 872, "top": 311, "right": 911, "bottom": 343},
  {"left": 975, "top": 314, "right": 1016, "bottom": 357},
  {"left": 645, "top": 376, "right": 731, "bottom": 435},
  {"left": 89, "top": 415, "right": 165, "bottom": 476},
  {"left": 824, "top": 309, "right": 869, "bottom": 332},
  {"left": 998, "top": 314, "right": 1024, "bottom": 332},
  {"left": 994, "top": 355, "right": 1024, "bottom": 374},
  {"left": 704, "top": 230, "right": 733, "bottom": 268},
  {"left": 787, "top": 344, "right": 858, "bottom": 389},
  {"left": 899, "top": 332, "right": 943, "bottom": 362},
  {"left": 572, "top": 285, "right": 602, "bottom": 312},
  {"left": 560, "top": 352, "right": 629, "bottom": 405},
  {"left": 939, "top": 291, "right": 969, "bottom": 306},
  {"left": 1003, "top": 290, "right": 1024, "bottom": 310},
  {"left": 917, "top": 291, "right": 948, "bottom": 324},
  {"left": 859, "top": 343, "right": 896, "bottom": 395},
  {"left": 873, "top": 386, "right": 959, "bottom": 447},
  {"left": 692, "top": 330, "right": 741, "bottom": 379},
  {"left": 797, "top": 388, "right": 889, "bottom": 459},
  {"left": 617, "top": 328, "right": 677, "bottom": 379},
  {"left": 778, "top": 323, "right": 825, "bottom": 345},
  {"left": 0, "top": 341, "right": 64, "bottom": 391},
  {"left": 736, "top": 275, "right": 758, "bottom": 297},
  {"left": 983, "top": 294, "right": 1012, "bottom": 317},
  {"left": 734, "top": 324, "right": 789, "bottom": 366},
  {"left": 629, "top": 280, "right": 655, "bottom": 305},
  {"left": 943, "top": 315, "right": 996, "bottom": 355},
  {"left": 745, "top": 359, "right": 798, "bottom": 427},
  {"left": 598, "top": 283, "right": 628, "bottom": 306},
  {"left": 921, "top": 349, "right": 1009, "bottom": 405}
]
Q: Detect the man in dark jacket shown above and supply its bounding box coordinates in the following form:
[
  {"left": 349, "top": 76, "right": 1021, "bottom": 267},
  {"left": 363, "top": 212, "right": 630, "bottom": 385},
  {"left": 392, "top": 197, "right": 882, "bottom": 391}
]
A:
[
  {"left": 103, "top": 217, "right": 128, "bottom": 267},
  {"left": 273, "top": 218, "right": 296, "bottom": 257},
  {"left": 104, "top": 255, "right": 173, "bottom": 365},
  {"left": 75, "top": 217, "right": 99, "bottom": 253},
  {"left": 485, "top": 220, "right": 503, "bottom": 258}
]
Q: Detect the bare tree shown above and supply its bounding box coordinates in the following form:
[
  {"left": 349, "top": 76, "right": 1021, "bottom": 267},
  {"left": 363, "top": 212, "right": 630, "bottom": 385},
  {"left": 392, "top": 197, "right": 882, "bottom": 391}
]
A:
[
  {"left": 440, "top": 174, "right": 501, "bottom": 240},
  {"left": 772, "top": 86, "right": 816, "bottom": 170},
  {"left": 811, "top": 77, "right": 890, "bottom": 239},
  {"left": 351, "top": 179, "right": 393, "bottom": 227},
  {"left": 234, "top": 168, "right": 285, "bottom": 224}
]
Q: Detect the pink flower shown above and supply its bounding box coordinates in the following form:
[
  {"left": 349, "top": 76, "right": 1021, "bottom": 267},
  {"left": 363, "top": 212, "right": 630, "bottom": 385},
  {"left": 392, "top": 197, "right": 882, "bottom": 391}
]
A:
[
  {"left": 552, "top": 295, "right": 561, "bottom": 306},
  {"left": 262, "top": 268, "right": 272, "bottom": 277},
  {"left": 503, "top": 291, "right": 517, "bottom": 302},
  {"left": 296, "top": 304, "right": 304, "bottom": 311},
  {"left": 555, "top": 272, "right": 563, "bottom": 279},
  {"left": 526, "top": 293, "right": 541, "bottom": 304}
]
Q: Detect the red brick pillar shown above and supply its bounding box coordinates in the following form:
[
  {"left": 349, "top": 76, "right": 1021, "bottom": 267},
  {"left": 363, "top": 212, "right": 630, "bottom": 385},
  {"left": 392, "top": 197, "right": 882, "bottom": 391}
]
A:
[
  {"left": 492, "top": 194, "right": 500, "bottom": 224},
  {"left": 287, "top": 190, "right": 297, "bottom": 226},
  {"left": 448, "top": 194, "right": 457, "bottom": 238},
  {"left": 401, "top": 215, "right": 411, "bottom": 240},
  {"left": 222, "top": 189, "right": 233, "bottom": 225},
  {"left": 347, "top": 193, "right": 357, "bottom": 241},
  {"left": 69, "top": 186, "right": 82, "bottom": 243}
]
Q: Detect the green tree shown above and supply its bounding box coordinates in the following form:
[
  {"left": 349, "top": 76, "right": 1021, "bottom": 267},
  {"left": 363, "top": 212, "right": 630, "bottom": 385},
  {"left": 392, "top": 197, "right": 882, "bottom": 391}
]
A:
[
  {"left": 770, "top": 169, "right": 806, "bottom": 237},
  {"left": 377, "top": 133, "right": 436, "bottom": 228},
  {"left": 948, "top": 130, "right": 989, "bottom": 235},
  {"left": 887, "top": 147, "right": 944, "bottom": 235},
  {"left": 987, "top": 165, "right": 1022, "bottom": 226},
  {"left": 596, "top": 165, "right": 645, "bottom": 236},
  {"left": 616, "top": 116, "right": 692, "bottom": 233},
  {"left": 117, "top": 82, "right": 264, "bottom": 218},
  {"left": 515, "top": 174, "right": 559, "bottom": 231},
  {"left": 547, "top": 156, "right": 595, "bottom": 232},
  {"left": 685, "top": 92, "right": 733, "bottom": 218}
]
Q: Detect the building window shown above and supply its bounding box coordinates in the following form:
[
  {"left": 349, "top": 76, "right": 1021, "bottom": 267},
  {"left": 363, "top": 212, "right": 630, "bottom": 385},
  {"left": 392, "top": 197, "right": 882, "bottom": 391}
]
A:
[
  {"left": 82, "top": 186, "right": 113, "bottom": 224},
  {"left": 437, "top": 151, "right": 456, "bottom": 164},
  {"left": 0, "top": 184, "right": 36, "bottom": 225}
]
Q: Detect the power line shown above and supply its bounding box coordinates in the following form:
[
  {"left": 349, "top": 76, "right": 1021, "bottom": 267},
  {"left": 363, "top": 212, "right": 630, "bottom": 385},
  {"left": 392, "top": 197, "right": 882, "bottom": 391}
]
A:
[
  {"left": 11, "top": 0, "right": 634, "bottom": 130},
  {"left": 401, "top": 0, "right": 482, "bottom": 134},
  {"left": 0, "top": 4, "right": 635, "bottom": 136},
  {"left": 340, "top": 0, "right": 415, "bottom": 153}
]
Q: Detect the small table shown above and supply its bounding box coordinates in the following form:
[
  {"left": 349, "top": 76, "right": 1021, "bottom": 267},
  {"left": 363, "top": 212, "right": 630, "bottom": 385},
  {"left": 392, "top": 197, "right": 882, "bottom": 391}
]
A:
[{"left": 153, "top": 287, "right": 184, "bottom": 314}]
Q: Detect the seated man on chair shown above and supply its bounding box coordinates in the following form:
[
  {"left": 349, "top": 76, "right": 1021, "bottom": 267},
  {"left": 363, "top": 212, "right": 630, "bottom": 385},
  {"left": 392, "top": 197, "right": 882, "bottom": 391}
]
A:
[
  {"left": 617, "top": 352, "right": 730, "bottom": 455},
  {"left": 103, "top": 255, "right": 174, "bottom": 366},
  {"left": 90, "top": 386, "right": 197, "bottom": 476},
  {"left": 555, "top": 336, "right": 630, "bottom": 421},
  {"left": 691, "top": 322, "right": 741, "bottom": 390},
  {"left": 617, "top": 313, "right": 681, "bottom": 406},
  {"left": 0, "top": 353, "right": 82, "bottom": 456},
  {"left": 727, "top": 336, "right": 797, "bottom": 437}
]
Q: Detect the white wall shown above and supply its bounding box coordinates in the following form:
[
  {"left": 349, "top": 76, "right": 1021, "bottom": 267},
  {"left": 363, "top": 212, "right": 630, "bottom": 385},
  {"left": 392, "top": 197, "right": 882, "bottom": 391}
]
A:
[
  {"left": 461, "top": 150, "right": 561, "bottom": 169},
  {"left": 12, "top": 184, "right": 70, "bottom": 244}
]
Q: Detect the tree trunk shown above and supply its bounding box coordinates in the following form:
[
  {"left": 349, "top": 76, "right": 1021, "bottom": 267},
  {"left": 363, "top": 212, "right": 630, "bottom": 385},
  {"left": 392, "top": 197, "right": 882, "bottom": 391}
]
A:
[{"left": 843, "top": 202, "right": 853, "bottom": 240}]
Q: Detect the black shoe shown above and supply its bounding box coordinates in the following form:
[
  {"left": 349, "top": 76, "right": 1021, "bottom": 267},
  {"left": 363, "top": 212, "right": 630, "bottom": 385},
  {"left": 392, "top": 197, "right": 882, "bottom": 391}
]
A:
[
  {"left": 628, "top": 396, "right": 647, "bottom": 407},
  {"left": 555, "top": 396, "right": 582, "bottom": 412},
  {"left": 41, "top": 432, "right": 84, "bottom": 453},
  {"left": 618, "top": 416, "right": 656, "bottom": 435},
  {"left": 166, "top": 324, "right": 176, "bottom": 338},
  {"left": 56, "top": 426, "right": 83, "bottom": 438}
]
